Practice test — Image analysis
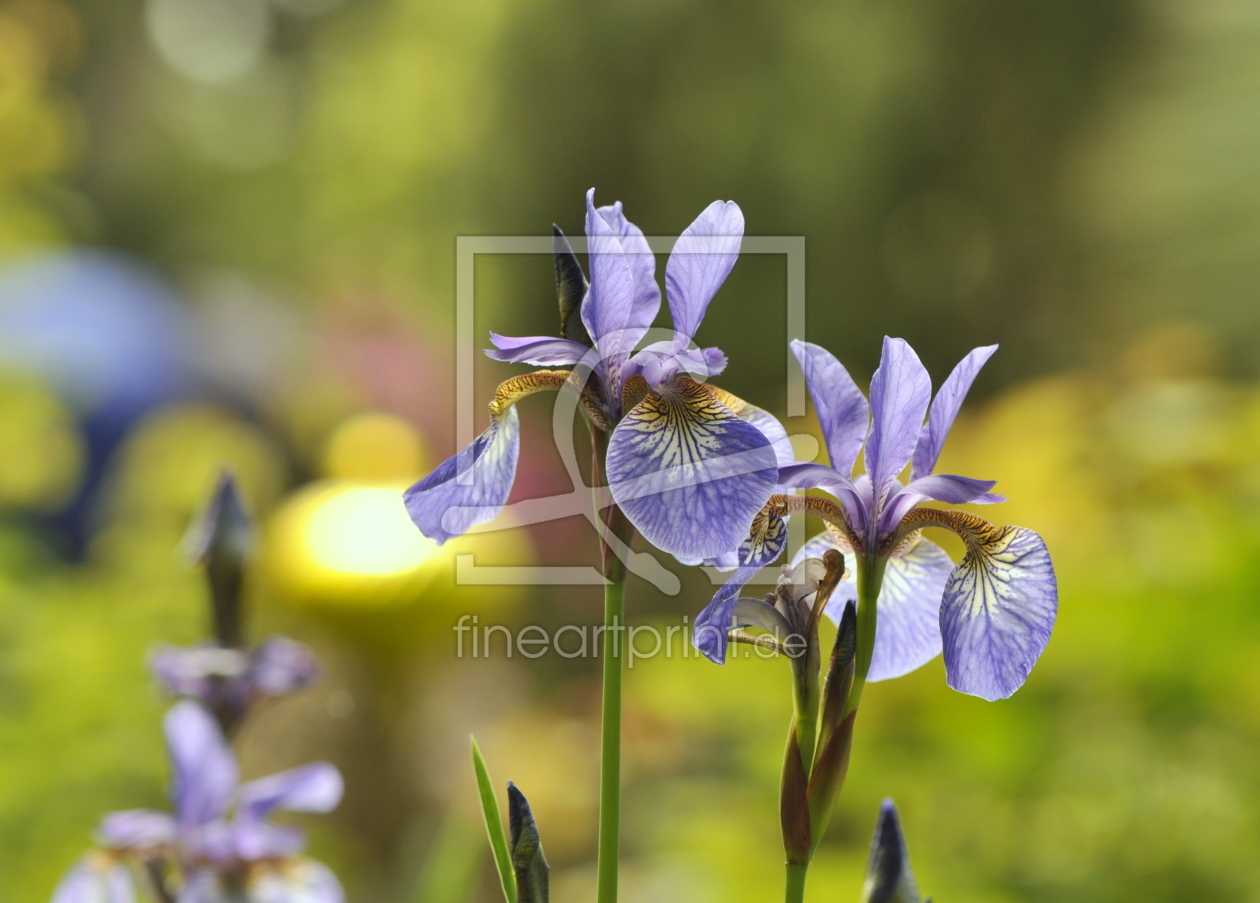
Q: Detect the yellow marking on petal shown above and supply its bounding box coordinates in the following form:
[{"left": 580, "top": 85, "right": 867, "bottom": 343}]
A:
[
  {"left": 766, "top": 493, "right": 863, "bottom": 554},
  {"left": 704, "top": 384, "right": 751, "bottom": 417},
  {"left": 488, "top": 370, "right": 573, "bottom": 420},
  {"left": 618, "top": 375, "right": 734, "bottom": 470},
  {"left": 489, "top": 368, "right": 610, "bottom": 430},
  {"left": 621, "top": 373, "right": 650, "bottom": 416}
]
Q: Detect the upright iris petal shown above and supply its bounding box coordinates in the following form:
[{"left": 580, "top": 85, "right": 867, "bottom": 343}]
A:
[
  {"left": 790, "top": 340, "right": 870, "bottom": 476},
  {"left": 939, "top": 525, "right": 1057, "bottom": 700},
  {"left": 593, "top": 200, "right": 661, "bottom": 337},
  {"left": 582, "top": 189, "right": 639, "bottom": 378},
  {"left": 911, "top": 344, "right": 998, "bottom": 480},
  {"left": 166, "top": 701, "right": 238, "bottom": 829},
  {"left": 664, "top": 200, "right": 744, "bottom": 338},
  {"left": 864, "top": 337, "right": 932, "bottom": 510},
  {"left": 606, "top": 376, "right": 778, "bottom": 560}
]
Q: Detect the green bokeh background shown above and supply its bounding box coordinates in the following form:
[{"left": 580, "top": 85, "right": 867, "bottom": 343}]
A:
[{"left": 2, "top": 0, "right": 1260, "bottom": 900}]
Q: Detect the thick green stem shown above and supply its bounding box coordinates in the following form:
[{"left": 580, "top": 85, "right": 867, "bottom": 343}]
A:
[
  {"left": 785, "top": 862, "right": 809, "bottom": 903},
  {"left": 596, "top": 575, "right": 625, "bottom": 903},
  {"left": 844, "top": 553, "right": 886, "bottom": 718}
]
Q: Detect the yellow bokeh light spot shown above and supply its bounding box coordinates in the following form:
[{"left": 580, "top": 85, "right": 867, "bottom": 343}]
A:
[
  {"left": 265, "top": 479, "right": 455, "bottom": 608},
  {"left": 322, "top": 412, "right": 427, "bottom": 482},
  {"left": 303, "top": 484, "right": 437, "bottom": 576}
]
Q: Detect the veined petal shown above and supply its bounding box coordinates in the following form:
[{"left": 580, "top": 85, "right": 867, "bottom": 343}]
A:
[
  {"left": 664, "top": 200, "right": 744, "bottom": 338},
  {"left": 238, "top": 763, "right": 343, "bottom": 820},
  {"left": 583, "top": 189, "right": 638, "bottom": 373},
  {"left": 164, "top": 701, "right": 238, "bottom": 828},
  {"left": 876, "top": 474, "right": 999, "bottom": 542},
  {"left": 693, "top": 510, "right": 789, "bottom": 663},
  {"left": 808, "top": 530, "right": 950, "bottom": 681},
  {"left": 248, "top": 859, "right": 345, "bottom": 903},
  {"left": 485, "top": 334, "right": 588, "bottom": 367},
  {"left": 595, "top": 201, "right": 660, "bottom": 343},
  {"left": 940, "top": 526, "right": 1057, "bottom": 700},
  {"left": 706, "top": 385, "right": 795, "bottom": 467},
  {"left": 404, "top": 410, "right": 519, "bottom": 545},
  {"left": 97, "top": 810, "right": 177, "bottom": 850},
  {"left": 53, "top": 857, "right": 135, "bottom": 903},
  {"left": 911, "top": 344, "right": 997, "bottom": 480},
  {"left": 790, "top": 340, "right": 869, "bottom": 475},
  {"left": 866, "top": 535, "right": 951, "bottom": 681},
  {"left": 865, "top": 338, "right": 931, "bottom": 511},
  {"left": 607, "top": 376, "right": 777, "bottom": 559}
]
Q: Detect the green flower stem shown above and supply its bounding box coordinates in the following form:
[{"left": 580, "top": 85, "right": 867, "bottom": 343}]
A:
[
  {"left": 785, "top": 862, "right": 809, "bottom": 903},
  {"left": 596, "top": 573, "right": 625, "bottom": 903},
  {"left": 845, "top": 553, "right": 887, "bottom": 718}
]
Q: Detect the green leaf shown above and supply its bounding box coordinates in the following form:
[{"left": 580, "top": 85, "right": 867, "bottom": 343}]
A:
[{"left": 470, "top": 736, "right": 517, "bottom": 903}]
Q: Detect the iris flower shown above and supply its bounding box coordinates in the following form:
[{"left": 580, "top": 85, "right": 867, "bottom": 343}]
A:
[
  {"left": 52, "top": 701, "right": 343, "bottom": 903},
  {"left": 404, "top": 189, "right": 782, "bottom": 560},
  {"left": 696, "top": 336, "right": 1057, "bottom": 702},
  {"left": 150, "top": 637, "right": 319, "bottom": 731}
]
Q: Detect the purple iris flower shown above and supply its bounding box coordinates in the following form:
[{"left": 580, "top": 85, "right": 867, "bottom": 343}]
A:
[
  {"left": 150, "top": 637, "right": 319, "bottom": 729},
  {"left": 52, "top": 701, "right": 343, "bottom": 903},
  {"left": 695, "top": 337, "right": 1058, "bottom": 701},
  {"left": 404, "top": 189, "right": 782, "bottom": 560}
]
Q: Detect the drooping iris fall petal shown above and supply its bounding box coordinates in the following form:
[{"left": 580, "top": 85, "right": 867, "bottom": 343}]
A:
[
  {"left": 939, "top": 525, "right": 1057, "bottom": 700},
  {"left": 404, "top": 408, "right": 520, "bottom": 545},
  {"left": 607, "top": 376, "right": 778, "bottom": 560},
  {"left": 693, "top": 509, "right": 789, "bottom": 663}
]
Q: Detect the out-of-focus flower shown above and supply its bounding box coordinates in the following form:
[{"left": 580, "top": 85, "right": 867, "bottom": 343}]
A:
[
  {"left": 150, "top": 636, "right": 319, "bottom": 720},
  {"left": 54, "top": 701, "right": 343, "bottom": 903},
  {"left": 698, "top": 337, "right": 1058, "bottom": 701},
  {"left": 51, "top": 853, "right": 135, "bottom": 903},
  {"left": 404, "top": 189, "right": 783, "bottom": 561}
]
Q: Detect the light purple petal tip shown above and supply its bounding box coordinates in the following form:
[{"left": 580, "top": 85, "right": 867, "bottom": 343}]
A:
[
  {"left": 164, "top": 701, "right": 238, "bottom": 828},
  {"left": 865, "top": 337, "right": 932, "bottom": 511},
  {"left": 485, "top": 334, "right": 588, "bottom": 367},
  {"left": 52, "top": 859, "right": 136, "bottom": 903},
  {"left": 97, "top": 810, "right": 177, "bottom": 850},
  {"left": 238, "top": 763, "right": 344, "bottom": 821},
  {"left": 403, "top": 409, "right": 521, "bottom": 544},
  {"left": 941, "top": 526, "right": 1057, "bottom": 700},
  {"left": 664, "top": 200, "right": 744, "bottom": 339},
  {"left": 912, "top": 344, "right": 998, "bottom": 480},
  {"left": 607, "top": 381, "right": 777, "bottom": 560},
  {"left": 248, "top": 637, "right": 320, "bottom": 698},
  {"left": 790, "top": 340, "right": 870, "bottom": 476}
]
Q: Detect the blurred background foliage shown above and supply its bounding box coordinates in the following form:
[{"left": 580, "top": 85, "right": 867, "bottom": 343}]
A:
[{"left": 0, "top": 0, "right": 1258, "bottom": 900}]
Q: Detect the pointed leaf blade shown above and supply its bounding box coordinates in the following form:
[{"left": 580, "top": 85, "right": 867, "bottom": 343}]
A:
[{"left": 470, "top": 737, "right": 516, "bottom": 903}]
